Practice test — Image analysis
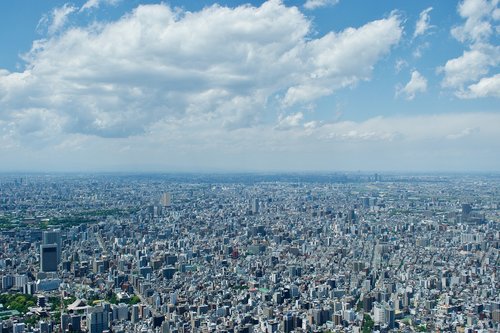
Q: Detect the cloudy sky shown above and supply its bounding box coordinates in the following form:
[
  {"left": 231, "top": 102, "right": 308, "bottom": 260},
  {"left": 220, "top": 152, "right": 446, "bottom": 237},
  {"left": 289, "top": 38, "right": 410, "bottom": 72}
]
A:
[{"left": 0, "top": 0, "right": 499, "bottom": 172}]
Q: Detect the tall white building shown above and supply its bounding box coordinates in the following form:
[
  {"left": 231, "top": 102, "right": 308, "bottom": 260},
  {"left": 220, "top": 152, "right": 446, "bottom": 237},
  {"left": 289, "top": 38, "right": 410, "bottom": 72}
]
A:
[{"left": 160, "top": 192, "right": 172, "bottom": 207}]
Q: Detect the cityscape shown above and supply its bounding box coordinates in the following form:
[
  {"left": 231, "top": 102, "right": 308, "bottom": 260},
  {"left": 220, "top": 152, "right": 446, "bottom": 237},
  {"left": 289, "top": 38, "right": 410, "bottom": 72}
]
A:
[
  {"left": 1, "top": 0, "right": 499, "bottom": 332},
  {"left": 0, "top": 173, "right": 499, "bottom": 332}
]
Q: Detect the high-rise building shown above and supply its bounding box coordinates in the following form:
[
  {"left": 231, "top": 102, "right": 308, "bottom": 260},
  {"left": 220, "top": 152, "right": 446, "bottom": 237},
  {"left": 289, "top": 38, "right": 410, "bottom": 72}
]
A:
[
  {"left": 43, "top": 230, "right": 62, "bottom": 262},
  {"left": 373, "top": 302, "right": 395, "bottom": 329},
  {"left": 161, "top": 320, "right": 171, "bottom": 333},
  {"left": 251, "top": 198, "right": 259, "bottom": 214},
  {"left": 160, "top": 192, "right": 172, "bottom": 207},
  {"left": 88, "top": 307, "right": 108, "bottom": 333},
  {"left": 362, "top": 197, "right": 370, "bottom": 209},
  {"left": 131, "top": 304, "right": 140, "bottom": 323},
  {"left": 385, "top": 302, "right": 395, "bottom": 329},
  {"left": 40, "top": 244, "right": 58, "bottom": 272},
  {"left": 70, "top": 315, "right": 82, "bottom": 332},
  {"left": 1, "top": 275, "right": 14, "bottom": 290},
  {"left": 39, "top": 321, "right": 49, "bottom": 333},
  {"left": 462, "top": 203, "right": 472, "bottom": 215},
  {"left": 61, "top": 313, "right": 71, "bottom": 332},
  {"left": 282, "top": 313, "right": 295, "bottom": 333}
]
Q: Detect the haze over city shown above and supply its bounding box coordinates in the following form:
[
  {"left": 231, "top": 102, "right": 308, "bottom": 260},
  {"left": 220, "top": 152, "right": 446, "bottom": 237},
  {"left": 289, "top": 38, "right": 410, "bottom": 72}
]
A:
[{"left": 0, "top": 0, "right": 498, "bottom": 172}]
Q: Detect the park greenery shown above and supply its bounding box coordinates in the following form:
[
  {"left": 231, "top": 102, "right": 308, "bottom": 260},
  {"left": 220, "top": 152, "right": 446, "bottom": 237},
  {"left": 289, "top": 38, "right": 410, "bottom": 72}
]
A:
[
  {"left": 0, "top": 207, "right": 141, "bottom": 230},
  {"left": 362, "top": 314, "right": 374, "bottom": 333},
  {"left": 0, "top": 293, "right": 37, "bottom": 314}
]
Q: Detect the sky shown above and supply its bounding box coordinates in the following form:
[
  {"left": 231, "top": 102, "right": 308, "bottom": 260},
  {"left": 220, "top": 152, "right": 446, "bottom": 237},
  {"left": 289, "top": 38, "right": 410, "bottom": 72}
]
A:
[{"left": 0, "top": 0, "right": 499, "bottom": 173}]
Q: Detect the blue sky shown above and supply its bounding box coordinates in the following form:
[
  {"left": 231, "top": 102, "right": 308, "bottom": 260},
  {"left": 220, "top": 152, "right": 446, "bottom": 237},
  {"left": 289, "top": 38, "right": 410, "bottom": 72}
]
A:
[{"left": 0, "top": 0, "right": 499, "bottom": 172}]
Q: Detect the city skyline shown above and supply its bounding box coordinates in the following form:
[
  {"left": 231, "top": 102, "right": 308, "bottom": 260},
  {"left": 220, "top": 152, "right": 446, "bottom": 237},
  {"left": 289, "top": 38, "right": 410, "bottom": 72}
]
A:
[
  {"left": 0, "top": 172, "right": 499, "bottom": 332},
  {"left": 0, "top": 0, "right": 499, "bottom": 172}
]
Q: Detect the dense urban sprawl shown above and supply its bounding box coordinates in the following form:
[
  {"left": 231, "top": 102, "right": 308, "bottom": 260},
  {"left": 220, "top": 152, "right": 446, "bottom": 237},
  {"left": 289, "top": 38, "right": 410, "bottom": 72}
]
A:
[{"left": 0, "top": 173, "right": 499, "bottom": 333}]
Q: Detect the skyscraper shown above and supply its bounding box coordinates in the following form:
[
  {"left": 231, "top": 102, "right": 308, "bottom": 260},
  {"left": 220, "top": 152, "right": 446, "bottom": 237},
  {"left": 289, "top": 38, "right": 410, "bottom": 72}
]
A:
[
  {"left": 251, "top": 198, "right": 259, "bottom": 214},
  {"left": 43, "top": 230, "right": 62, "bottom": 262},
  {"left": 160, "top": 192, "right": 172, "bottom": 207},
  {"left": 40, "top": 244, "right": 58, "bottom": 272},
  {"left": 88, "top": 307, "right": 108, "bottom": 333},
  {"left": 131, "top": 304, "right": 140, "bottom": 323}
]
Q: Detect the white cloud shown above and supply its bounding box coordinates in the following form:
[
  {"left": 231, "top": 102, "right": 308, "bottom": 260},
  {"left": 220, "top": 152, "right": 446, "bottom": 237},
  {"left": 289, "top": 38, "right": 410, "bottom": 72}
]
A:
[
  {"left": 446, "top": 127, "right": 479, "bottom": 139},
  {"left": 0, "top": 1, "right": 403, "bottom": 139},
  {"left": 412, "top": 42, "right": 429, "bottom": 59},
  {"left": 80, "top": 0, "right": 119, "bottom": 12},
  {"left": 303, "top": 0, "right": 339, "bottom": 10},
  {"left": 38, "top": 3, "right": 77, "bottom": 35},
  {"left": 451, "top": 0, "right": 499, "bottom": 43},
  {"left": 315, "top": 113, "right": 495, "bottom": 146},
  {"left": 395, "top": 59, "right": 408, "bottom": 73},
  {"left": 3, "top": 112, "right": 499, "bottom": 172},
  {"left": 275, "top": 112, "right": 304, "bottom": 130},
  {"left": 459, "top": 73, "right": 500, "bottom": 98},
  {"left": 397, "top": 70, "right": 428, "bottom": 100},
  {"left": 282, "top": 14, "right": 402, "bottom": 106},
  {"left": 440, "top": 0, "right": 500, "bottom": 98},
  {"left": 414, "top": 7, "right": 434, "bottom": 38},
  {"left": 439, "top": 44, "right": 500, "bottom": 90}
]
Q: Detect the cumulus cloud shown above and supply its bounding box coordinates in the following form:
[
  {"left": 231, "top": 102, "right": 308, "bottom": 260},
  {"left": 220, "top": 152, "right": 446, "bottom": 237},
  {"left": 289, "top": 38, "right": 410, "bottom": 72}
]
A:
[
  {"left": 397, "top": 70, "right": 428, "bottom": 100},
  {"left": 304, "top": 0, "right": 339, "bottom": 10},
  {"left": 414, "top": 7, "right": 434, "bottom": 38},
  {"left": 38, "top": 3, "right": 77, "bottom": 35},
  {"left": 440, "top": 0, "right": 500, "bottom": 98},
  {"left": 282, "top": 14, "right": 402, "bottom": 106},
  {"left": 459, "top": 73, "right": 500, "bottom": 98},
  {"left": 0, "top": 1, "right": 403, "bottom": 140},
  {"left": 439, "top": 44, "right": 500, "bottom": 91},
  {"left": 451, "top": 0, "right": 499, "bottom": 43}
]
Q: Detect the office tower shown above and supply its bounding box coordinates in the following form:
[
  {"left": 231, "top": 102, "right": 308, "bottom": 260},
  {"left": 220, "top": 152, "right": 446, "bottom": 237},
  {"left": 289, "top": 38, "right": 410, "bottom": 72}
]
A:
[
  {"left": 362, "top": 197, "right": 370, "bottom": 209},
  {"left": 160, "top": 192, "right": 172, "bottom": 207},
  {"left": 39, "top": 321, "right": 49, "bottom": 333},
  {"left": 1, "top": 275, "right": 13, "bottom": 290},
  {"left": 373, "top": 302, "right": 395, "bottom": 329},
  {"left": 170, "top": 292, "right": 177, "bottom": 306},
  {"left": 153, "top": 315, "right": 165, "bottom": 328},
  {"left": 70, "top": 315, "right": 82, "bottom": 332},
  {"left": 61, "top": 313, "right": 71, "bottom": 332},
  {"left": 347, "top": 209, "right": 356, "bottom": 223},
  {"left": 283, "top": 313, "right": 294, "bottom": 333},
  {"left": 251, "top": 198, "right": 259, "bottom": 214},
  {"left": 266, "top": 320, "right": 279, "bottom": 332},
  {"left": 23, "top": 282, "right": 36, "bottom": 295},
  {"left": 88, "top": 307, "right": 108, "bottom": 333},
  {"left": 14, "top": 275, "right": 28, "bottom": 289},
  {"left": 462, "top": 203, "right": 472, "bottom": 215},
  {"left": 161, "top": 321, "right": 171, "bottom": 333},
  {"left": 40, "top": 244, "right": 58, "bottom": 272},
  {"left": 43, "top": 230, "right": 62, "bottom": 262},
  {"left": 385, "top": 302, "right": 395, "bottom": 329},
  {"left": 131, "top": 304, "right": 140, "bottom": 323}
]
